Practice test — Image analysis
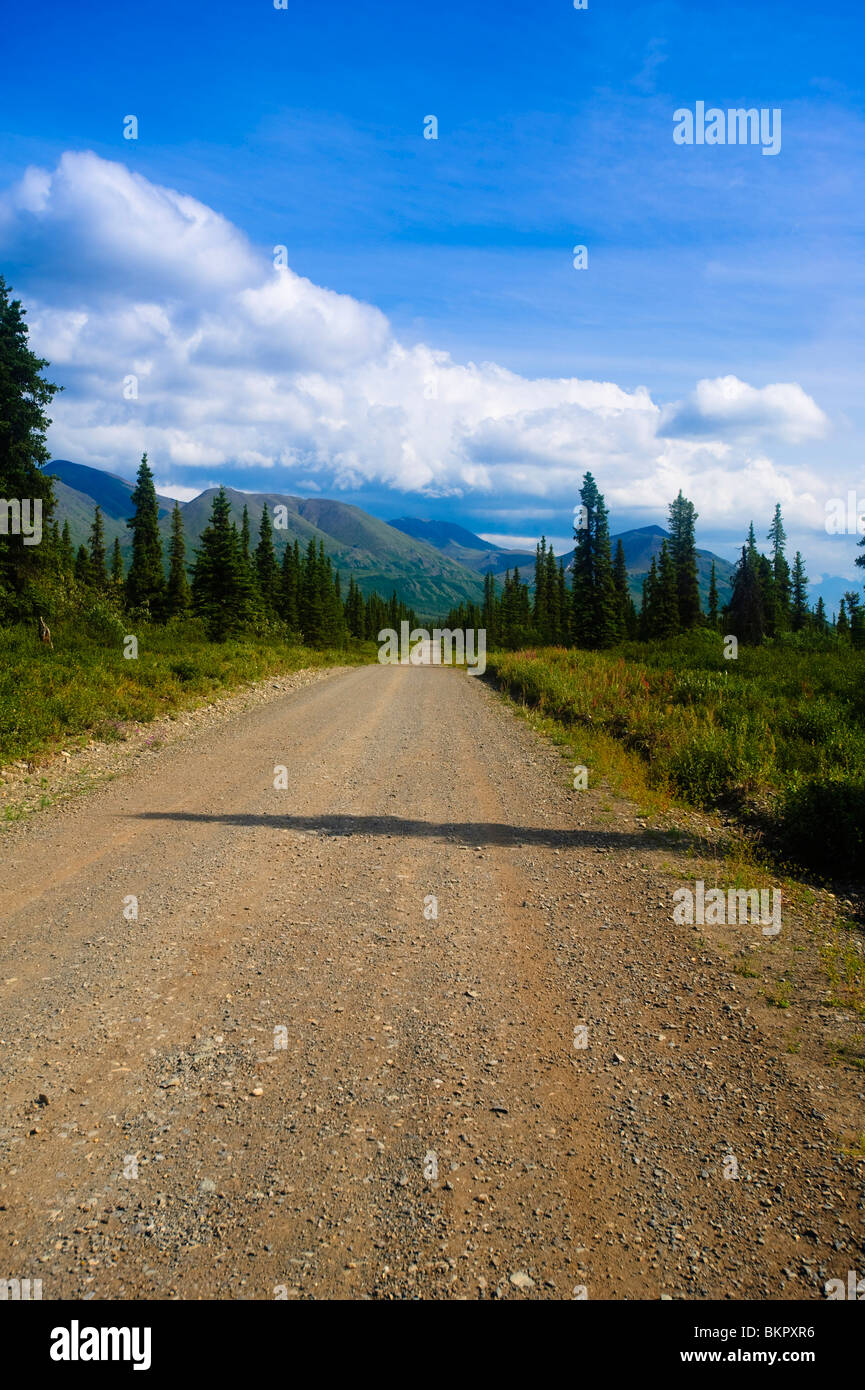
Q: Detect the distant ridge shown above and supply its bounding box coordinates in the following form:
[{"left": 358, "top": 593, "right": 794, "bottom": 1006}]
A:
[{"left": 45, "top": 460, "right": 742, "bottom": 613}]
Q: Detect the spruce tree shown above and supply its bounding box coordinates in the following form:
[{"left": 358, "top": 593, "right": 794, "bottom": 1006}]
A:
[
  {"left": 344, "top": 574, "right": 365, "bottom": 638},
  {"left": 757, "top": 553, "right": 777, "bottom": 635},
  {"left": 74, "top": 544, "right": 90, "bottom": 586},
  {"left": 544, "top": 545, "right": 562, "bottom": 643},
  {"left": 790, "top": 551, "right": 809, "bottom": 632},
  {"left": 482, "top": 569, "right": 499, "bottom": 646},
  {"left": 727, "top": 543, "right": 765, "bottom": 645},
  {"left": 280, "top": 539, "right": 300, "bottom": 631},
  {"left": 165, "top": 501, "right": 191, "bottom": 618},
  {"left": 125, "top": 453, "right": 165, "bottom": 616},
  {"left": 571, "top": 473, "right": 618, "bottom": 648},
  {"left": 814, "top": 596, "right": 827, "bottom": 632},
  {"left": 0, "top": 277, "right": 61, "bottom": 615},
  {"left": 707, "top": 561, "right": 719, "bottom": 628},
  {"left": 837, "top": 598, "right": 849, "bottom": 638},
  {"left": 111, "top": 537, "right": 124, "bottom": 590},
  {"left": 767, "top": 504, "right": 791, "bottom": 629},
  {"left": 255, "top": 507, "right": 281, "bottom": 617},
  {"left": 640, "top": 558, "right": 658, "bottom": 640},
  {"left": 844, "top": 592, "right": 864, "bottom": 648},
  {"left": 60, "top": 520, "right": 75, "bottom": 573},
  {"left": 88, "top": 505, "right": 108, "bottom": 591},
  {"left": 667, "top": 491, "right": 701, "bottom": 629},
  {"left": 557, "top": 560, "right": 569, "bottom": 644},
  {"left": 612, "top": 538, "right": 636, "bottom": 639},
  {"left": 191, "top": 487, "right": 249, "bottom": 639},
  {"left": 656, "top": 539, "right": 680, "bottom": 638}
]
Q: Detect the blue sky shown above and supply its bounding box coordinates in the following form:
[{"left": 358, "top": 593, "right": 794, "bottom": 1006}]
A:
[{"left": 0, "top": 0, "right": 863, "bottom": 589}]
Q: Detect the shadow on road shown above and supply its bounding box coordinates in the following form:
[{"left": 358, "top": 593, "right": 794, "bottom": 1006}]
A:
[{"left": 133, "top": 810, "right": 700, "bottom": 853}]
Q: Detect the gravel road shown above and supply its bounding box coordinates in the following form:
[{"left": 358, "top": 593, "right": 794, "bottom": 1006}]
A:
[{"left": 0, "top": 664, "right": 862, "bottom": 1300}]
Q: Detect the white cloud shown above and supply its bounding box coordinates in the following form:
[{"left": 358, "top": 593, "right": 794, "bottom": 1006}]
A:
[
  {"left": 660, "top": 374, "right": 828, "bottom": 443},
  {"left": 0, "top": 151, "right": 838, "bottom": 534}
]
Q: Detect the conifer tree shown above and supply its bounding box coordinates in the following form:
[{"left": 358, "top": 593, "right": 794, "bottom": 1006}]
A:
[
  {"left": 165, "top": 501, "right": 191, "bottom": 618},
  {"left": 126, "top": 453, "right": 165, "bottom": 616},
  {"left": 280, "top": 539, "right": 300, "bottom": 631},
  {"left": 344, "top": 574, "right": 365, "bottom": 638},
  {"left": 74, "top": 544, "right": 90, "bottom": 586},
  {"left": 88, "top": 505, "right": 108, "bottom": 591},
  {"left": 482, "top": 569, "right": 499, "bottom": 646},
  {"left": 111, "top": 537, "right": 124, "bottom": 591},
  {"left": 255, "top": 507, "right": 281, "bottom": 617},
  {"left": 707, "top": 561, "right": 719, "bottom": 629},
  {"left": 0, "top": 277, "right": 60, "bottom": 615},
  {"left": 640, "top": 558, "right": 658, "bottom": 640},
  {"left": 757, "top": 552, "right": 777, "bottom": 635},
  {"left": 557, "top": 560, "right": 569, "bottom": 644},
  {"left": 790, "top": 551, "right": 809, "bottom": 632},
  {"left": 837, "top": 598, "right": 849, "bottom": 638},
  {"left": 656, "top": 539, "right": 680, "bottom": 638},
  {"left": 571, "top": 473, "right": 618, "bottom": 648},
  {"left": 768, "top": 504, "right": 791, "bottom": 630},
  {"left": 60, "top": 520, "right": 75, "bottom": 573},
  {"left": 727, "top": 543, "right": 765, "bottom": 645},
  {"left": 667, "top": 491, "right": 701, "bottom": 628},
  {"left": 191, "top": 487, "right": 250, "bottom": 639},
  {"left": 612, "top": 538, "right": 636, "bottom": 638}
]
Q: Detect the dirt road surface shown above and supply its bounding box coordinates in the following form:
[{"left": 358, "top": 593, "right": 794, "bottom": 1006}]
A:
[{"left": 0, "top": 665, "right": 862, "bottom": 1299}]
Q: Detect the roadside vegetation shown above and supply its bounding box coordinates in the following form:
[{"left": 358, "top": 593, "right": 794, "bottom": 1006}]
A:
[{"left": 487, "top": 634, "right": 865, "bottom": 882}]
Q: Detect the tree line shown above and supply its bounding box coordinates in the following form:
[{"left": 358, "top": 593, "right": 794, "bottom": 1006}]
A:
[{"left": 442, "top": 472, "right": 864, "bottom": 649}]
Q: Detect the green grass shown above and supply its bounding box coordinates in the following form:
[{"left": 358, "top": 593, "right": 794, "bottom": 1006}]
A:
[
  {"left": 0, "top": 617, "right": 375, "bottom": 766},
  {"left": 487, "top": 630, "right": 865, "bottom": 881}
]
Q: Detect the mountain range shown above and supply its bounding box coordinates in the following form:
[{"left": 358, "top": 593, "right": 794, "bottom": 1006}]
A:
[{"left": 45, "top": 459, "right": 735, "bottom": 616}]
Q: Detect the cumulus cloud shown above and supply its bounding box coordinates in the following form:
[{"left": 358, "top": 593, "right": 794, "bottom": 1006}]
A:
[
  {"left": 0, "top": 151, "right": 835, "bottom": 528},
  {"left": 659, "top": 374, "right": 828, "bottom": 443}
]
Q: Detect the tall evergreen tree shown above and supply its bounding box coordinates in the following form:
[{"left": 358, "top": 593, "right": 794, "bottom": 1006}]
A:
[
  {"left": 667, "top": 491, "right": 701, "bottom": 629},
  {"left": 571, "top": 473, "right": 618, "bottom": 648},
  {"left": 0, "top": 277, "right": 61, "bottom": 615},
  {"left": 756, "top": 552, "right": 777, "bottom": 635},
  {"left": 482, "top": 569, "right": 499, "bottom": 646},
  {"left": 837, "top": 598, "right": 849, "bottom": 638},
  {"left": 727, "top": 542, "right": 765, "bottom": 645},
  {"left": 767, "top": 504, "right": 791, "bottom": 630},
  {"left": 74, "top": 544, "right": 90, "bottom": 586},
  {"left": 255, "top": 506, "right": 281, "bottom": 617},
  {"left": 88, "top": 505, "right": 108, "bottom": 591},
  {"left": 344, "top": 574, "right": 365, "bottom": 638},
  {"left": 655, "top": 539, "right": 680, "bottom": 638},
  {"left": 110, "top": 537, "right": 124, "bottom": 590},
  {"left": 280, "top": 539, "right": 300, "bottom": 631},
  {"left": 707, "top": 561, "right": 719, "bottom": 628},
  {"left": 612, "top": 538, "right": 636, "bottom": 639},
  {"left": 639, "top": 558, "right": 658, "bottom": 640},
  {"left": 844, "top": 591, "right": 864, "bottom": 648},
  {"left": 125, "top": 453, "right": 165, "bottom": 615},
  {"left": 60, "top": 519, "right": 75, "bottom": 573},
  {"left": 790, "top": 551, "right": 809, "bottom": 632},
  {"left": 191, "top": 487, "right": 251, "bottom": 639},
  {"left": 165, "top": 501, "right": 191, "bottom": 618}
]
